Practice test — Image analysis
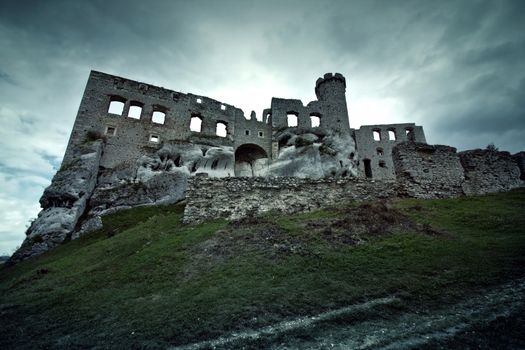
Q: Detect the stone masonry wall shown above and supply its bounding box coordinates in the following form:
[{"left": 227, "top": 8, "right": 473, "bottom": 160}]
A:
[
  {"left": 392, "top": 142, "right": 465, "bottom": 198},
  {"left": 353, "top": 123, "right": 426, "bottom": 180},
  {"left": 459, "top": 149, "right": 522, "bottom": 195},
  {"left": 183, "top": 176, "right": 402, "bottom": 224},
  {"left": 514, "top": 151, "right": 525, "bottom": 180}
]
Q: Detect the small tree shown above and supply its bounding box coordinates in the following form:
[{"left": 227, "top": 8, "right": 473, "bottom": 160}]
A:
[{"left": 486, "top": 143, "right": 498, "bottom": 152}]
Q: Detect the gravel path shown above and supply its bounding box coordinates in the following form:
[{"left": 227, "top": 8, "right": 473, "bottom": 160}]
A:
[{"left": 170, "top": 277, "right": 525, "bottom": 349}]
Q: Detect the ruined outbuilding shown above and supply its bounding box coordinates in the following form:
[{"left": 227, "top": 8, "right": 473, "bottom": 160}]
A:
[{"left": 8, "top": 71, "right": 523, "bottom": 264}]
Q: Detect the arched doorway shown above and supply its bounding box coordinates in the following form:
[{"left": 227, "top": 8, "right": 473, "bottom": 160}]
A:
[{"left": 235, "top": 144, "right": 268, "bottom": 177}]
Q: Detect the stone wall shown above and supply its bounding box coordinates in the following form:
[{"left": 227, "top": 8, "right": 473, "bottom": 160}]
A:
[
  {"left": 353, "top": 123, "right": 426, "bottom": 180},
  {"left": 392, "top": 142, "right": 523, "bottom": 198},
  {"left": 183, "top": 176, "right": 402, "bottom": 224},
  {"left": 459, "top": 149, "right": 522, "bottom": 195},
  {"left": 512, "top": 151, "right": 525, "bottom": 180},
  {"left": 392, "top": 142, "right": 465, "bottom": 198},
  {"left": 269, "top": 73, "right": 350, "bottom": 134},
  {"left": 64, "top": 71, "right": 272, "bottom": 170}
]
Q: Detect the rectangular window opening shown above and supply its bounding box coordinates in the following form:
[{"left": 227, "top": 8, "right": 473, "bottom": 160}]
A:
[
  {"left": 105, "top": 126, "right": 116, "bottom": 136},
  {"left": 150, "top": 134, "right": 160, "bottom": 143},
  {"left": 216, "top": 122, "right": 227, "bottom": 137},
  {"left": 388, "top": 130, "right": 397, "bottom": 141},
  {"left": 108, "top": 100, "right": 125, "bottom": 115},
  {"left": 152, "top": 111, "right": 166, "bottom": 124},
  {"left": 190, "top": 116, "right": 202, "bottom": 132},
  {"left": 128, "top": 105, "right": 142, "bottom": 119},
  {"left": 287, "top": 113, "right": 298, "bottom": 127}
]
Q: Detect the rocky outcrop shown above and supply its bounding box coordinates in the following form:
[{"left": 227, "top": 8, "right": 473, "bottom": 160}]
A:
[
  {"left": 7, "top": 140, "right": 104, "bottom": 264},
  {"left": 267, "top": 130, "right": 357, "bottom": 178},
  {"left": 459, "top": 149, "right": 522, "bottom": 195}
]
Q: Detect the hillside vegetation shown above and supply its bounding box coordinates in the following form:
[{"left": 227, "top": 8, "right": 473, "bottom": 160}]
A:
[{"left": 1, "top": 189, "right": 525, "bottom": 349}]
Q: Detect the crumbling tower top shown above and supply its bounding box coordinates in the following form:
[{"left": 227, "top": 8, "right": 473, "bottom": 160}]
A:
[{"left": 315, "top": 72, "right": 346, "bottom": 101}]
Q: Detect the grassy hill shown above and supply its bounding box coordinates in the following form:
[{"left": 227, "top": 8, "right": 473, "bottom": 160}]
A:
[{"left": 1, "top": 189, "right": 524, "bottom": 349}]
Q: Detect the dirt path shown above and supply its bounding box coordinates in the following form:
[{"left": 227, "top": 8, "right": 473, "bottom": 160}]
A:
[{"left": 170, "top": 278, "right": 525, "bottom": 349}]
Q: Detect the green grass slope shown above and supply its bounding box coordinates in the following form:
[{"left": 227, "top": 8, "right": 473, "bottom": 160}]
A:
[{"left": 1, "top": 189, "right": 524, "bottom": 349}]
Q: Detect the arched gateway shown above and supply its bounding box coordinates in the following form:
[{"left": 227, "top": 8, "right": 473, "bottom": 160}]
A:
[{"left": 234, "top": 144, "right": 268, "bottom": 177}]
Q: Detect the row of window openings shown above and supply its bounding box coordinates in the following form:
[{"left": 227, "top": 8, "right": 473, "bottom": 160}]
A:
[
  {"left": 189, "top": 117, "right": 263, "bottom": 138},
  {"left": 372, "top": 128, "right": 414, "bottom": 142},
  {"left": 108, "top": 101, "right": 167, "bottom": 124},
  {"left": 105, "top": 119, "right": 263, "bottom": 139},
  {"left": 109, "top": 101, "right": 262, "bottom": 139},
  {"left": 287, "top": 114, "right": 321, "bottom": 128}
]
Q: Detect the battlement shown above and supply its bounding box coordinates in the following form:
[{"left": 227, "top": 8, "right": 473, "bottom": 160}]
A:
[{"left": 315, "top": 72, "right": 346, "bottom": 98}]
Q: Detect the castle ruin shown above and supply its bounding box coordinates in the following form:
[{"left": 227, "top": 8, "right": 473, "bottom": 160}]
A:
[{"left": 7, "top": 71, "right": 523, "bottom": 264}]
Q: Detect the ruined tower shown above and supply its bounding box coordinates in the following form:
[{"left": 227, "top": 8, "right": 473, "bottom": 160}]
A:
[{"left": 313, "top": 73, "right": 351, "bottom": 134}]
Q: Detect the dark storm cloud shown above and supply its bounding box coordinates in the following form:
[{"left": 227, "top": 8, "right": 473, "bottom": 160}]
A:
[
  {"left": 0, "top": 0, "right": 524, "bottom": 254},
  {"left": 315, "top": 0, "right": 525, "bottom": 149},
  {"left": 0, "top": 71, "right": 17, "bottom": 85}
]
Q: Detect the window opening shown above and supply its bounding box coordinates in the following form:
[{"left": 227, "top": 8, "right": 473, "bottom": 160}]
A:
[
  {"left": 364, "top": 159, "right": 373, "bottom": 178},
  {"left": 150, "top": 134, "right": 160, "bottom": 143},
  {"left": 406, "top": 128, "right": 415, "bottom": 141},
  {"left": 128, "top": 105, "right": 142, "bottom": 119},
  {"left": 108, "top": 100, "right": 125, "bottom": 115},
  {"left": 245, "top": 130, "right": 250, "bottom": 136},
  {"left": 196, "top": 98, "right": 202, "bottom": 104},
  {"left": 216, "top": 122, "right": 227, "bottom": 137},
  {"left": 379, "top": 160, "right": 386, "bottom": 168},
  {"left": 388, "top": 129, "right": 396, "bottom": 141},
  {"left": 373, "top": 130, "right": 381, "bottom": 141},
  {"left": 258, "top": 131, "right": 264, "bottom": 137},
  {"left": 105, "top": 126, "right": 116, "bottom": 136},
  {"left": 220, "top": 104, "right": 226, "bottom": 110},
  {"left": 310, "top": 115, "right": 320, "bottom": 128},
  {"left": 152, "top": 111, "right": 166, "bottom": 124},
  {"left": 190, "top": 116, "right": 202, "bottom": 132},
  {"left": 287, "top": 113, "right": 298, "bottom": 127},
  {"left": 377, "top": 148, "right": 384, "bottom": 156}
]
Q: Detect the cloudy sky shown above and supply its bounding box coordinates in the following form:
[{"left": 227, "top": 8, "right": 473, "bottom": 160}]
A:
[{"left": 1, "top": 0, "right": 524, "bottom": 255}]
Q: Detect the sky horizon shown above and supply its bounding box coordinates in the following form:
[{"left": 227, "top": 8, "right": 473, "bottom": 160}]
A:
[{"left": 1, "top": 0, "right": 524, "bottom": 255}]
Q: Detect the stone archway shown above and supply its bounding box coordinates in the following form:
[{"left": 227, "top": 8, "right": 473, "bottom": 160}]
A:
[{"left": 234, "top": 144, "right": 268, "bottom": 177}]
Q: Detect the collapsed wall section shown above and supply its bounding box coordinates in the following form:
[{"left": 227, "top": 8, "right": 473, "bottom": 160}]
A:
[
  {"left": 183, "top": 176, "right": 401, "bottom": 224},
  {"left": 459, "top": 149, "right": 522, "bottom": 195},
  {"left": 392, "top": 142, "right": 465, "bottom": 198}
]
